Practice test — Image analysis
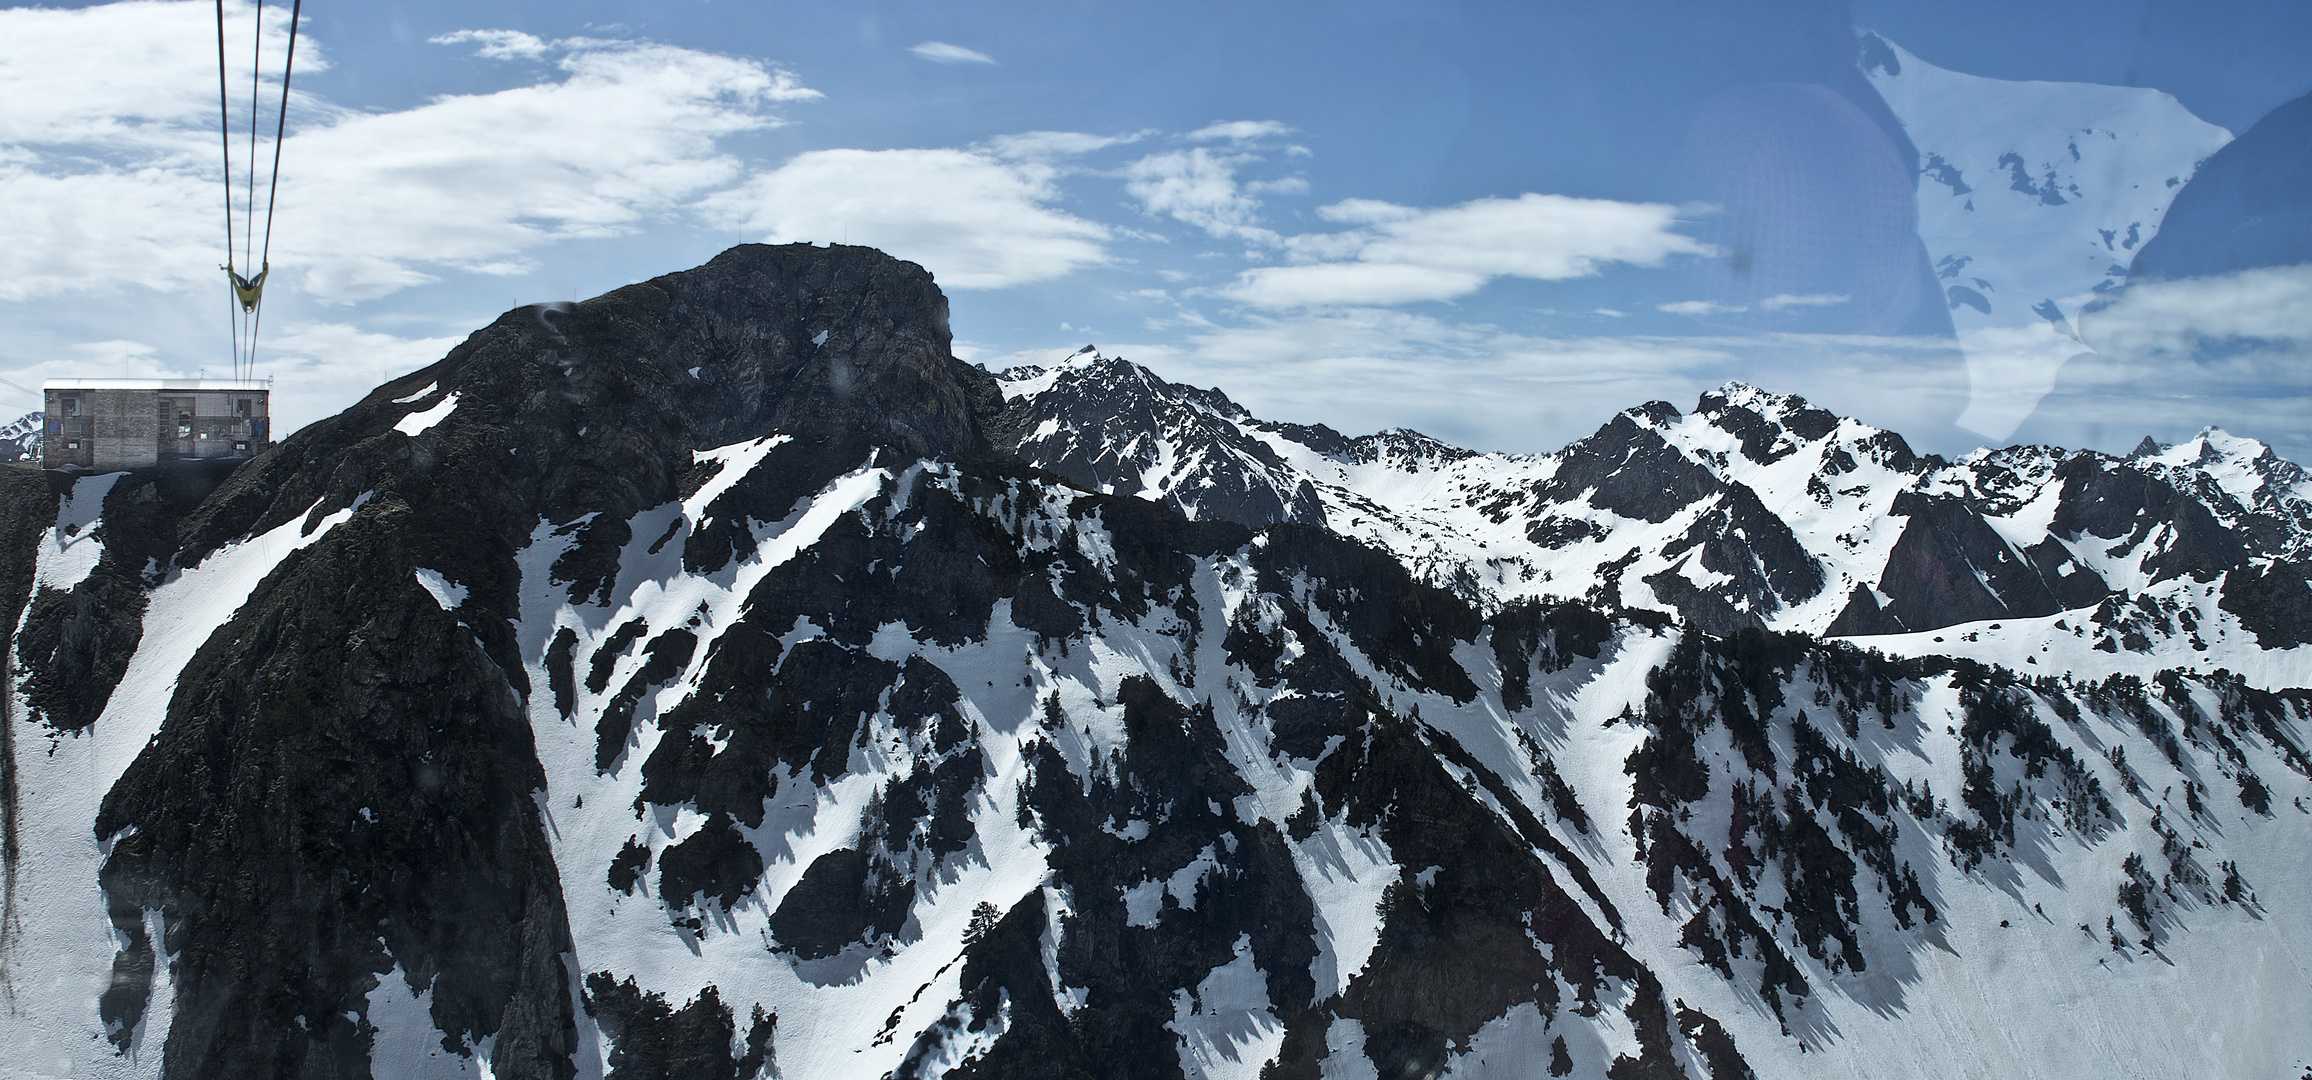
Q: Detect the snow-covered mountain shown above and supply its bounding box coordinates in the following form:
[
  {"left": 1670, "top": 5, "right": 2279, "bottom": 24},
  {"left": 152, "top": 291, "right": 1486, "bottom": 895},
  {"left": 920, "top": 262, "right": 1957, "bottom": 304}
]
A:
[
  {"left": 1, "top": 411, "right": 38, "bottom": 462},
  {"left": 4, "top": 246, "right": 2309, "bottom": 1080},
  {"left": 999, "top": 349, "right": 2312, "bottom": 682},
  {"left": 1858, "top": 31, "right": 2233, "bottom": 439}
]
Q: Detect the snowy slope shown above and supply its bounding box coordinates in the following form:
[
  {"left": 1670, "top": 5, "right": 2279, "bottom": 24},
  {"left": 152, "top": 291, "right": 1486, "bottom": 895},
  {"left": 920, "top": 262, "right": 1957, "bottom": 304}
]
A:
[{"left": 1858, "top": 32, "right": 2233, "bottom": 439}]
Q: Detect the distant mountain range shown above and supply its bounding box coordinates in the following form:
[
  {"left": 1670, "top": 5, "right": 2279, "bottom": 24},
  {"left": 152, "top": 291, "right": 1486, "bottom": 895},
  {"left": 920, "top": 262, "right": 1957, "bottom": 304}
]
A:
[
  {"left": 1, "top": 411, "right": 38, "bottom": 462},
  {"left": 1001, "top": 349, "right": 2312, "bottom": 666},
  {"left": 4, "top": 244, "right": 2306, "bottom": 1080}
]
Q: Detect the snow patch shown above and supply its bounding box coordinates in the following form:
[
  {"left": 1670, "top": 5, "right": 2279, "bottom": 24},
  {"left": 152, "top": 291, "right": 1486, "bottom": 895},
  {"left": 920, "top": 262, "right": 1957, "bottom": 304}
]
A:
[
  {"left": 412, "top": 569, "right": 468, "bottom": 611},
  {"left": 395, "top": 392, "right": 461, "bottom": 436},
  {"left": 1170, "top": 935, "right": 1286, "bottom": 1080},
  {"left": 34, "top": 472, "right": 123, "bottom": 591},
  {"left": 367, "top": 965, "right": 491, "bottom": 1077}
]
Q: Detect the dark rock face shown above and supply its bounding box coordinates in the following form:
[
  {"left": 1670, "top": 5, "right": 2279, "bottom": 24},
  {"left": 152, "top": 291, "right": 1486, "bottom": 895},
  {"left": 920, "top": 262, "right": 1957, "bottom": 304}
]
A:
[
  {"left": 1537, "top": 408, "right": 1723, "bottom": 525},
  {"left": 1829, "top": 492, "right": 2072, "bottom": 634},
  {"left": 2221, "top": 560, "right": 2312, "bottom": 649},
  {"left": 1650, "top": 482, "right": 1827, "bottom": 634},
  {"left": 997, "top": 353, "right": 1326, "bottom": 526},
  {"left": 14, "top": 462, "right": 240, "bottom": 735},
  {"left": 15, "top": 244, "right": 1007, "bottom": 1079},
  {"left": 2049, "top": 454, "right": 2249, "bottom": 584}
]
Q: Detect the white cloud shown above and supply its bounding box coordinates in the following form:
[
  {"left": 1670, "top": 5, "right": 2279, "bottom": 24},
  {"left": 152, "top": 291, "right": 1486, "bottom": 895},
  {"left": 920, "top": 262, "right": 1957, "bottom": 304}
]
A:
[
  {"left": 431, "top": 29, "right": 551, "bottom": 60},
  {"left": 984, "top": 130, "right": 1143, "bottom": 160},
  {"left": 1127, "top": 308, "right": 1744, "bottom": 452},
  {"left": 1187, "top": 120, "right": 1292, "bottom": 143},
  {"left": 0, "top": 0, "right": 319, "bottom": 148},
  {"left": 1123, "top": 148, "right": 1295, "bottom": 242},
  {"left": 1759, "top": 293, "right": 1849, "bottom": 311},
  {"left": 2077, "top": 264, "right": 2312, "bottom": 356},
  {"left": 1232, "top": 194, "right": 1711, "bottom": 308},
  {"left": 0, "top": 162, "right": 227, "bottom": 302},
  {"left": 910, "top": 41, "right": 997, "bottom": 65},
  {"left": 288, "top": 39, "right": 814, "bottom": 298},
  {"left": 1229, "top": 264, "right": 1485, "bottom": 307},
  {"left": 1949, "top": 321, "right": 2090, "bottom": 439},
  {"left": 257, "top": 321, "right": 470, "bottom": 429},
  {"left": 1315, "top": 198, "right": 1420, "bottom": 225},
  {"left": 0, "top": 8, "right": 819, "bottom": 303},
  {"left": 1971, "top": 264, "right": 2312, "bottom": 450},
  {"left": 1353, "top": 195, "right": 1710, "bottom": 280},
  {"left": 1660, "top": 293, "right": 1848, "bottom": 317},
  {"left": 702, "top": 148, "right": 1110, "bottom": 288},
  {"left": 1936, "top": 265, "right": 2312, "bottom": 442}
]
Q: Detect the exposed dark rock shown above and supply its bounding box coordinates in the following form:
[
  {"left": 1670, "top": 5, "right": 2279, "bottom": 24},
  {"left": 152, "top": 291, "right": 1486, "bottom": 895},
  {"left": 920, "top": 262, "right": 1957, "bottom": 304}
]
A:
[
  {"left": 0, "top": 466, "right": 52, "bottom": 890},
  {"left": 1537, "top": 409, "right": 1722, "bottom": 524},
  {"left": 13, "top": 237, "right": 2308, "bottom": 1080},
  {"left": 998, "top": 354, "right": 1326, "bottom": 526},
  {"left": 584, "top": 974, "right": 776, "bottom": 1080},
  {"left": 2220, "top": 560, "right": 2312, "bottom": 648},
  {"left": 764, "top": 847, "right": 912, "bottom": 960},
  {"left": 1654, "top": 482, "right": 1828, "bottom": 629},
  {"left": 1849, "top": 491, "right": 2065, "bottom": 632}
]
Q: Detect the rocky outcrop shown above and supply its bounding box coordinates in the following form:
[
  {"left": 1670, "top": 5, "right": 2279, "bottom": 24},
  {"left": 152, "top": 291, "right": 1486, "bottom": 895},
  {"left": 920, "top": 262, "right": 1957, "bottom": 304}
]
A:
[
  {"left": 996, "top": 352, "right": 1326, "bottom": 526},
  {"left": 7, "top": 243, "right": 2310, "bottom": 1080},
  {"left": 21, "top": 244, "right": 1010, "bottom": 1079}
]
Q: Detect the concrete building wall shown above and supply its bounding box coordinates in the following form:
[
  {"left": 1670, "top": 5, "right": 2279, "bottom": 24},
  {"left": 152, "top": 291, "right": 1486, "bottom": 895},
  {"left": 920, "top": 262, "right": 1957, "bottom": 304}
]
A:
[
  {"left": 91, "top": 389, "right": 158, "bottom": 470},
  {"left": 44, "top": 383, "right": 271, "bottom": 471}
]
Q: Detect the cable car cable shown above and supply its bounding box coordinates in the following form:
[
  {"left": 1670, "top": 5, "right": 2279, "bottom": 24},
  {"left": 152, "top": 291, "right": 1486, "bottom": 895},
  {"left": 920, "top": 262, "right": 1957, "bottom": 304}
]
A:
[{"left": 216, "top": 0, "right": 301, "bottom": 382}]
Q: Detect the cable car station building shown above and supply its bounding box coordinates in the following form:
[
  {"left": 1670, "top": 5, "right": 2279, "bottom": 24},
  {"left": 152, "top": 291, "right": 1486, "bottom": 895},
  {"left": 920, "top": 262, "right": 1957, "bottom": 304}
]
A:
[{"left": 42, "top": 380, "right": 272, "bottom": 471}]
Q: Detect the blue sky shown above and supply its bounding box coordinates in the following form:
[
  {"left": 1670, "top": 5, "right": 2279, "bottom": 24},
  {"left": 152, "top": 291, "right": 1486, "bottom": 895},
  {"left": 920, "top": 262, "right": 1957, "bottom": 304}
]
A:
[{"left": 3, "top": 0, "right": 2308, "bottom": 457}]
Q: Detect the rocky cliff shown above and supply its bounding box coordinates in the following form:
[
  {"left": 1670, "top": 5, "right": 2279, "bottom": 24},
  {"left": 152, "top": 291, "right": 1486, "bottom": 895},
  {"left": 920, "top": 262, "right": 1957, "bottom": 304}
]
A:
[{"left": 4, "top": 244, "right": 2309, "bottom": 1080}]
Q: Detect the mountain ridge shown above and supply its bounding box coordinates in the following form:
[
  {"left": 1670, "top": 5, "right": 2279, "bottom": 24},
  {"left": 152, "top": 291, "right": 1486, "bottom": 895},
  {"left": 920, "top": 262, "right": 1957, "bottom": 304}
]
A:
[
  {"left": 3, "top": 244, "right": 2308, "bottom": 1080},
  {"left": 995, "top": 349, "right": 2312, "bottom": 673}
]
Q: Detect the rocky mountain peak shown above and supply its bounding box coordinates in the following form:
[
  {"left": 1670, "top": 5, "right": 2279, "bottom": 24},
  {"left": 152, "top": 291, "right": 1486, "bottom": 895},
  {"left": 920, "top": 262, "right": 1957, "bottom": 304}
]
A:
[
  {"left": 6, "top": 245, "right": 2311, "bottom": 1080},
  {"left": 177, "top": 243, "right": 1000, "bottom": 569},
  {"left": 1, "top": 410, "right": 37, "bottom": 462}
]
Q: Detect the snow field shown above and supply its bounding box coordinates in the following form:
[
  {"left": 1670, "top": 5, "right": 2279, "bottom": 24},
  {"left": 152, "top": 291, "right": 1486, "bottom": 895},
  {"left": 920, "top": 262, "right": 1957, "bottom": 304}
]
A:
[{"left": 472, "top": 422, "right": 2309, "bottom": 1079}]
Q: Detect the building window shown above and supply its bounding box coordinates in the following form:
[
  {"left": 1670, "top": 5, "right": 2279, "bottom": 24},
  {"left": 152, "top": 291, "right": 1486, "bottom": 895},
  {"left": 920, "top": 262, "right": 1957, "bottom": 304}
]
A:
[
  {"left": 67, "top": 440, "right": 80, "bottom": 450},
  {"left": 237, "top": 398, "right": 253, "bottom": 417},
  {"left": 233, "top": 441, "right": 249, "bottom": 452},
  {"left": 60, "top": 396, "right": 78, "bottom": 416},
  {"left": 179, "top": 425, "right": 191, "bottom": 438}
]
